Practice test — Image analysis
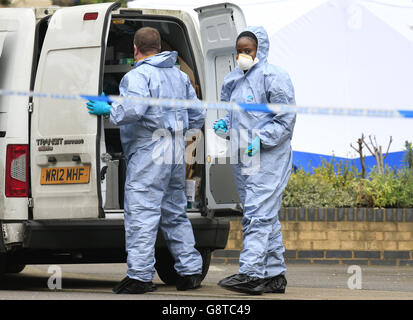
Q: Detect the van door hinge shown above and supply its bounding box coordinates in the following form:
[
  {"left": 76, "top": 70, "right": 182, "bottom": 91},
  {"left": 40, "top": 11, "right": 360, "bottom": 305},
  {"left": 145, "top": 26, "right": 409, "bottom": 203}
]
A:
[
  {"left": 28, "top": 198, "right": 34, "bottom": 208},
  {"left": 28, "top": 102, "right": 33, "bottom": 113},
  {"left": 101, "top": 153, "right": 112, "bottom": 163}
]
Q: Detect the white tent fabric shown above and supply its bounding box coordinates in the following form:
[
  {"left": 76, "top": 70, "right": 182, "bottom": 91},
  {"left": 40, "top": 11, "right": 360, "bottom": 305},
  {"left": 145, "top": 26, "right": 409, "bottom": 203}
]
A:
[{"left": 128, "top": 0, "right": 413, "bottom": 159}]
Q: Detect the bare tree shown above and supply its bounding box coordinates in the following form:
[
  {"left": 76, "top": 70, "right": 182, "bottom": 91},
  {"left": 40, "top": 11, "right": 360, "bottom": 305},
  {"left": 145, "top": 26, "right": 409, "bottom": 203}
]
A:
[
  {"left": 404, "top": 140, "right": 413, "bottom": 169},
  {"left": 350, "top": 134, "right": 366, "bottom": 178},
  {"left": 362, "top": 135, "right": 392, "bottom": 175}
]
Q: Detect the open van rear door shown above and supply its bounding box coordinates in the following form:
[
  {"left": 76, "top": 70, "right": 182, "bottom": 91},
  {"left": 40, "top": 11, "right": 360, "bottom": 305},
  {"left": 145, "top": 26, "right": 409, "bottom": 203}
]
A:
[
  {"left": 30, "top": 3, "right": 119, "bottom": 219},
  {"left": 195, "top": 3, "right": 246, "bottom": 212}
]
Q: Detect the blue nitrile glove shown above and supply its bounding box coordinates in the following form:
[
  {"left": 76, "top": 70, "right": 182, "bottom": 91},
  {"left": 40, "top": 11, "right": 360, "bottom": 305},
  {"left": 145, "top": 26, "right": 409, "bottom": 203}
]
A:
[
  {"left": 245, "top": 136, "right": 261, "bottom": 157},
  {"left": 213, "top": 119, "right": 228, "bottom": 134},
  {"left": 86, "top": 93, "right": 112, "bottom": 116}
]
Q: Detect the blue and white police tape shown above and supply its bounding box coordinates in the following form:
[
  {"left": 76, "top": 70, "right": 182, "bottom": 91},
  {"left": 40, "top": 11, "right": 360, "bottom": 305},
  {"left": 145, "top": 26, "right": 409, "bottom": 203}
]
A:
[{"left": 1, "top": 89, "right": 413, "bottom": 119}]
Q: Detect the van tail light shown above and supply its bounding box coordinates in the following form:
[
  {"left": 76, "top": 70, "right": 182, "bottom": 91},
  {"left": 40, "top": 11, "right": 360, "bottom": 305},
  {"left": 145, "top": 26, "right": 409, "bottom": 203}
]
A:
[
  {"left": 84, "top": 12, "right": 98, "bottom": 20},
  {"left": 5, "top": 144, "right": 29, "bottom": 197}
]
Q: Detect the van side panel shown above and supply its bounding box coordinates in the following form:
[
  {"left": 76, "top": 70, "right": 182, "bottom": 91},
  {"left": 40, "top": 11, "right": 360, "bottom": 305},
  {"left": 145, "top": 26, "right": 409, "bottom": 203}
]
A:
[{"left": 0, "top": 9, "right": 36, "bottom": 220}]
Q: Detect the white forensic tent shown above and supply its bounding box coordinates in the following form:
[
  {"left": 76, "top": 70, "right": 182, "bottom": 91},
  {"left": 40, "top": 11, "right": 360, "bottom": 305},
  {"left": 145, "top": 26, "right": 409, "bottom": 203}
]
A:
[{"left": 128, "top": 0, "right": 413, "bottom": 168}]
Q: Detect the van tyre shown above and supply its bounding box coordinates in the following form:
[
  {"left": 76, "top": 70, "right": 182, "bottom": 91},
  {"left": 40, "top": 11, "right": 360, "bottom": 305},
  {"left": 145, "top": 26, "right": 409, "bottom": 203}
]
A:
[{"left": 155, "top": 248, "right": 211, "bottom": 285}]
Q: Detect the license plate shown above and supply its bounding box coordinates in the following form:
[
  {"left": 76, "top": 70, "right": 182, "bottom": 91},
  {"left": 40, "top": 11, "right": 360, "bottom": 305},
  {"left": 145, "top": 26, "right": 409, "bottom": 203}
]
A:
[{"left": 40, "top": 166, "right": 90, "bottom": 185}]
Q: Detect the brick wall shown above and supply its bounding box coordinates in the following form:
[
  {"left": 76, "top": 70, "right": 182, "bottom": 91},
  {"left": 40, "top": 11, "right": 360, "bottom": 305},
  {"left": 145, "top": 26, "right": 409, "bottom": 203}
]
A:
[{"left": 212, "top": 208, "right": 413, "bottom": 266}]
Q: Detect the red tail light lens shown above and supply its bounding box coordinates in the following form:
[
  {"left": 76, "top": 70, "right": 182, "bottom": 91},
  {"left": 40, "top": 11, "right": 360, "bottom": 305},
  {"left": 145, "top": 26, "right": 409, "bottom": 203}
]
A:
[
  {"left": 5, "top": 144, "right": 29, "bottom": 197},
  {"left": 84, "top": 12, "right": 98, "bottom": 21}
]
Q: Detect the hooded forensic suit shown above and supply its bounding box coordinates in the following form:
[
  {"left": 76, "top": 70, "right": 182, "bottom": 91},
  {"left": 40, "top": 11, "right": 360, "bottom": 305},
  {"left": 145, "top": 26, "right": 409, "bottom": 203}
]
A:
[
  {"left": 220, "top": 26, "right": 296, "bottom": 279},
  {"left": 110, "top": 51, "right": 204, "bottom": 282}
]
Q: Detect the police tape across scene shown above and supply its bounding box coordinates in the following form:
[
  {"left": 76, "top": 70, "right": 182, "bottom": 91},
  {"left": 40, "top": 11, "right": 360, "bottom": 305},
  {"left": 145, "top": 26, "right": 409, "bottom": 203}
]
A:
[{"left": 0, "top": 89, "right": 413, "bottom": 119}]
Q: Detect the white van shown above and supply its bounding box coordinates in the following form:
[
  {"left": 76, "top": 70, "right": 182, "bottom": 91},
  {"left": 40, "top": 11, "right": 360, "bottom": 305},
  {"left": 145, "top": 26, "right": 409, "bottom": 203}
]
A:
[{"left": 0, "top": 2, "right": 246, "bottom": 282}]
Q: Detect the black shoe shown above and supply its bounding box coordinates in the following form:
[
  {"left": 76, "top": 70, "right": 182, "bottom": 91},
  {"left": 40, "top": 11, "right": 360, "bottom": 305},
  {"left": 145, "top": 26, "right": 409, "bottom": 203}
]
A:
[
  {"left": 112, "top": 276, "right": 157, "bottom": 294},
  {"left": 218, "top": 274, "right": 249, "bottom": 288},
  {"left": 219, "top": 274, "right": 266, "bottom": 295},
  {"left": 263, "top": 274, "right": 287, "bottom": 293},
  {"left": 176, "top": 274, "right": 202, "bottom": 291}
]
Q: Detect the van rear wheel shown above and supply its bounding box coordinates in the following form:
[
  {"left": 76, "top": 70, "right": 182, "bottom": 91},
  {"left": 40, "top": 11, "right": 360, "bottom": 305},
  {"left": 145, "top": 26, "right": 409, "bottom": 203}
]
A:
[{"left": 155, "top": 248, "right": 211, "bottom": 285}]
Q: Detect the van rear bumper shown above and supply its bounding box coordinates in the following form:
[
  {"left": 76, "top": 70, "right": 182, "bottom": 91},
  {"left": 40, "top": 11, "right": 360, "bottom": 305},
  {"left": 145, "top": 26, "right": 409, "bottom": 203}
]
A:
[{"left": 22, "top": 217, "right": 230, "bottom": 251}]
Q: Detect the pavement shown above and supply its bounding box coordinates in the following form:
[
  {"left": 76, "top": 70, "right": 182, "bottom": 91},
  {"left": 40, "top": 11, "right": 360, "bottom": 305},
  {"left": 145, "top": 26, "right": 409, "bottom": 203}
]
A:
[{"left": 0, "top": 262, "right": 412, "bottom": 300}]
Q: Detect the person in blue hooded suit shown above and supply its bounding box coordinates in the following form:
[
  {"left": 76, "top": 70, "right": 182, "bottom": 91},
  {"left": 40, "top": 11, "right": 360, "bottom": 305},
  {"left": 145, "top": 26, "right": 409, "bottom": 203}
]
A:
[
  {"left": 214, "top": 26, "right": 296, "bottom": 295},
  {"left": 86, "top": 27, "right": 205, "bottom": 294}
]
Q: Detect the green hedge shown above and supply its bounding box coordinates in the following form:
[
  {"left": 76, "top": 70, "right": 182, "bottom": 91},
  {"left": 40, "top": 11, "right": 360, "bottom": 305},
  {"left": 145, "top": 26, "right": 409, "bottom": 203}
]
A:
[{"left": 282, "top": 160, "right": 413, "bottom": 208}]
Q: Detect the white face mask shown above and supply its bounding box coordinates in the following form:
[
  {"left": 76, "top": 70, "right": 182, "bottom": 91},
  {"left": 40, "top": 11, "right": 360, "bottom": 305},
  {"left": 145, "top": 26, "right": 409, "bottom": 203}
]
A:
[{"left": 237, "top": 53, "right": 259, "bottom": 71}]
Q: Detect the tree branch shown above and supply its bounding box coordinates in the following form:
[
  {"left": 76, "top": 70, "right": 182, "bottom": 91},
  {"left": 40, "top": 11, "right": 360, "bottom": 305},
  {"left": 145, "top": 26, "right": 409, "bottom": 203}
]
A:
[
  {"left": 383, "top": 136, "right": 393, "bottom": 160},
  {"left": 350, "top": 143, "right": 359, "bottom": 153},
  {"left": 363, "top": 137, "right": 375, "bottom": 156}
]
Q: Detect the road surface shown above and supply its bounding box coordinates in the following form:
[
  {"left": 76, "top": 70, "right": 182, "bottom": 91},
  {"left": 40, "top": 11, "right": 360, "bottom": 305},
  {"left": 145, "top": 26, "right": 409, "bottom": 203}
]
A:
[{"left": 0, "top": 262, "right": 412, "bottom": 300}]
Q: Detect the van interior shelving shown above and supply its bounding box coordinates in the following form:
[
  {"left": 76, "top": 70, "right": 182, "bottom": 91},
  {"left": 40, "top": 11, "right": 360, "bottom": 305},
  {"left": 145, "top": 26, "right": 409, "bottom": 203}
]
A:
[{"left": 102, "top": 15, "right": 204, "bottom": 212}]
